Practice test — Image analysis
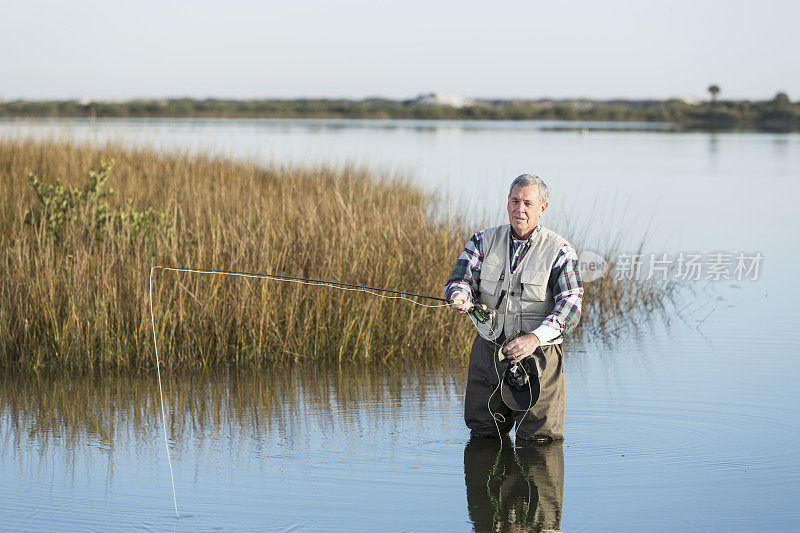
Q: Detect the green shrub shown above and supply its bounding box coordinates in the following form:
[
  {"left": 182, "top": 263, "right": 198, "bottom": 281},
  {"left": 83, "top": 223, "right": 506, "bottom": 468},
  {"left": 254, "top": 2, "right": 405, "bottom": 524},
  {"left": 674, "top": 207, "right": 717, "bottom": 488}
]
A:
[{"left": 24, "top": 160, "right": 172, "bottom": 241}]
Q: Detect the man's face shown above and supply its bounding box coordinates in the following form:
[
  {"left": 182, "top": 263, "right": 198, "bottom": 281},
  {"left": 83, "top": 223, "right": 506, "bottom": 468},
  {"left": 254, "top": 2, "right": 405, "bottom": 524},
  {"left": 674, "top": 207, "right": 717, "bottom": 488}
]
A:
[{"left": 507, "top": 185, "right": 548, "bottom": 239}]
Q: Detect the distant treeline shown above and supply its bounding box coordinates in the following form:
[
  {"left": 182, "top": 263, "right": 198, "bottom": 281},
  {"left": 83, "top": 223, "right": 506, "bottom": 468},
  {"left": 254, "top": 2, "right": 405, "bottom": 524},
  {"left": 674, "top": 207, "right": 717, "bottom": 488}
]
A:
[{"left": 1, "top": 93, "right": 799, "bottom": 130}]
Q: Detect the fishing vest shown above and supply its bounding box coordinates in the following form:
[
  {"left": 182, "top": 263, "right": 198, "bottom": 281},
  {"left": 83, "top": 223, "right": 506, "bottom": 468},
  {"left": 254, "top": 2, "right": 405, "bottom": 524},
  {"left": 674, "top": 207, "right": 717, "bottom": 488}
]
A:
[{"left": 471, "top": 225, "right": 567, "bottom": 345}]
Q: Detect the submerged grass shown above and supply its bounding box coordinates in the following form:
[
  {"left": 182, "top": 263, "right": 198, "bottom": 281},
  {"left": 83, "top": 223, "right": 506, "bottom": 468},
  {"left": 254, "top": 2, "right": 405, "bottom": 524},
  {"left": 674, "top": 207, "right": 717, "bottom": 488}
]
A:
[{"left": 0, "top": 139, "right": 672, "bottom": 372}]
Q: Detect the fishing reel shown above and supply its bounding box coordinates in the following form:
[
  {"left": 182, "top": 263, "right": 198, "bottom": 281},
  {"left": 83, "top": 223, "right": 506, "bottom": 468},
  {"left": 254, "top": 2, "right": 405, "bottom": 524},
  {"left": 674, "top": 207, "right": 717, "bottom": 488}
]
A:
[
  {"left": 468, "top": 303, "right": 490, "bottom": 324},
  {"left": 448, "top": 297, "right": 490, "bottom": 324}
]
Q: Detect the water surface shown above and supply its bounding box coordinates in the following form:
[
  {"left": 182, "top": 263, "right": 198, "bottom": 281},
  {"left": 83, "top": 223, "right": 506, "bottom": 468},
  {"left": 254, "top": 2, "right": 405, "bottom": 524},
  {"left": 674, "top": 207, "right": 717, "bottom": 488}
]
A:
[{"left": 1, "top": 118, "right": 799, "bottom": 531}]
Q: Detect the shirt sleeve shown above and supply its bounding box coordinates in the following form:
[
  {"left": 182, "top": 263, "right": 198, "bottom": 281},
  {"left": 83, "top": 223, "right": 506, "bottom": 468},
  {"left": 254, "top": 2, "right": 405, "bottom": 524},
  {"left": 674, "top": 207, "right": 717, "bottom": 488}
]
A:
[
  {"left": 537, "top": 243, "right": 583, "bottom": 339},
  {"left": 444, "top": 231, "right": 484, "bottom": 302}
]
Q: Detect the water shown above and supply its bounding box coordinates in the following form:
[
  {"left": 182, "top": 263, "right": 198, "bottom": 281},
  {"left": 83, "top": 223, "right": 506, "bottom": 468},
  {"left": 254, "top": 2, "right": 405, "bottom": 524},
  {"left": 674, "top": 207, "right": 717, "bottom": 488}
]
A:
[{"left": 1, "top": 118, "right": 799, "bottom": 531}]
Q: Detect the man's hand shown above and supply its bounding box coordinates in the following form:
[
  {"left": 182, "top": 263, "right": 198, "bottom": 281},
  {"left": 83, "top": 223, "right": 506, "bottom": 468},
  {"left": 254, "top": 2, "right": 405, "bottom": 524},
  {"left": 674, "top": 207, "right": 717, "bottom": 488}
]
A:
[
  {"left": 503, "top": 333, "right": 541, "bottom": 364},
  {"left": 449, "top": 293, "right": 473, "bottom": 314}
]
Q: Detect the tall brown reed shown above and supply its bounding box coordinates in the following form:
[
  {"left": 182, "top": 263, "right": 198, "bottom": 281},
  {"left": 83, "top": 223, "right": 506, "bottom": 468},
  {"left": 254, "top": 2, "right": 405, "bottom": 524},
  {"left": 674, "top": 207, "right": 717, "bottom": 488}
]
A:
[
  {"left": 1, "top": 139, "right": 672, "bottom": 372},
  {"left": 554, "top": 201, "right": 677, "bottom": 336},
  {"left": 1, "top": 139, "right": 476, "bottom": 371}
]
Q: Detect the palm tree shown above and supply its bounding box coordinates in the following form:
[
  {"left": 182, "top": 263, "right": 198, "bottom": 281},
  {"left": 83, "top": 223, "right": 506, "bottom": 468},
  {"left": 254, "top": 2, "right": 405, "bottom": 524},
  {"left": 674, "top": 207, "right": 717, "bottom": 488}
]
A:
[{"left": 708, "top": 84, "right": 720, "bottom": 104}]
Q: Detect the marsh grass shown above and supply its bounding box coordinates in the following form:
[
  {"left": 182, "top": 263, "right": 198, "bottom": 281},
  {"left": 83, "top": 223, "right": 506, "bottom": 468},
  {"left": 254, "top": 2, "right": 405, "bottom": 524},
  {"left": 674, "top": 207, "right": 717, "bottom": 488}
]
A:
[
  {"left": 1, "top": 139, "right": 475, "bottom": 371},
  {"left": 1, "top": 139, "right": 672, "bottom": 372},
  {"left": 555, "top": 201, "right": 678, "bottom": 337}
]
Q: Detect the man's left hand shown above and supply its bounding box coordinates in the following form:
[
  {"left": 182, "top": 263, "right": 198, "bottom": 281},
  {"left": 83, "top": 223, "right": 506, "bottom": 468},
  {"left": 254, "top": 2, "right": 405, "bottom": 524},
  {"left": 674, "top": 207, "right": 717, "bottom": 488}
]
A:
[{"left": 503, "top": 333, "right": 541, "bottom": 364}]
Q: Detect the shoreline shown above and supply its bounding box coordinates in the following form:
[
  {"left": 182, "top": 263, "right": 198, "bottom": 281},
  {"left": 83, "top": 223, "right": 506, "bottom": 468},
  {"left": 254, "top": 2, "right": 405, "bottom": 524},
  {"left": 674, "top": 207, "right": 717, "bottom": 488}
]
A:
[{"left": 2, "top": 96, "right": 798, "bottom": 132}]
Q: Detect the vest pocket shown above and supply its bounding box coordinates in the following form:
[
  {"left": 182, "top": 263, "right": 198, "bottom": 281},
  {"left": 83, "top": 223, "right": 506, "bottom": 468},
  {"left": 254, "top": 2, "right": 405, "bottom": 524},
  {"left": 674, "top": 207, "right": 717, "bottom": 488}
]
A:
[
  {"left": 479, "top": 263, "right": 503, "bottom": 297},
  {"left": 478, "top": 264, "right": 503, "bottom": 308},
  {"left": 521, "top": 269, "right": 549, "bottom": 301}
]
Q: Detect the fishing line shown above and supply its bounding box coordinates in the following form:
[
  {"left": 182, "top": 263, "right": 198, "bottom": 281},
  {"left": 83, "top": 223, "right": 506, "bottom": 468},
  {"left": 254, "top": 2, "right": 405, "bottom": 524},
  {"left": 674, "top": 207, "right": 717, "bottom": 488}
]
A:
[
  {"left": 483, "top": 271, "right": 534, "bottom": 448},
  {"left": 152, "top": 266, "right": 452, "bottom": 308},
  {"left": 149, "top": 267, "right": 180, "bottom": 519},
  {"left": 148, "top": 264, "right": 453, "bottom": 517},
  {"left": 486, "top": 339, "right": 533, "bottom": 449}
]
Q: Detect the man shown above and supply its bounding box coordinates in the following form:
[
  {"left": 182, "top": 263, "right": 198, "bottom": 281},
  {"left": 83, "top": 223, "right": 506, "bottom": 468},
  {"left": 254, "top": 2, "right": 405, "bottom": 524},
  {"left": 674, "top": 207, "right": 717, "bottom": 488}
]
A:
[{"left": 445, "top": 174, "right": 583, "bottom": 444}]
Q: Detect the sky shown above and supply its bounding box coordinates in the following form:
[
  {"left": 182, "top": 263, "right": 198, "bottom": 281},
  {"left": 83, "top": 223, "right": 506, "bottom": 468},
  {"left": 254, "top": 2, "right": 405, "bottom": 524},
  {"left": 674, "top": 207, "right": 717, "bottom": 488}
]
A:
[{"left": 2, "top": 0, "right": 798, "bottom": 102}]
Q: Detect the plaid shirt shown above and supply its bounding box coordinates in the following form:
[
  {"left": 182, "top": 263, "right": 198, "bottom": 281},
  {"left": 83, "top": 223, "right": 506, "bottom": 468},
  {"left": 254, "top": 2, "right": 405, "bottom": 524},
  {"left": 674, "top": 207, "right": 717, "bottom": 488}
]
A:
[{"left": 445, "top": 225, "right": 583, "bottom": 338}]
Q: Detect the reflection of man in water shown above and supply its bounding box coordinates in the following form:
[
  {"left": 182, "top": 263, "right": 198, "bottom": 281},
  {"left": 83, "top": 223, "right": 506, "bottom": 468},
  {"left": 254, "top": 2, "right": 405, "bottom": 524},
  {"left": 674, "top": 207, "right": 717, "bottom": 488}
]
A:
[
  {"left": 464, "top": 438, "right": 564, "bottom": 532},
  {"left": 446, "top": 174, "right": 583, "bottom": 443}
]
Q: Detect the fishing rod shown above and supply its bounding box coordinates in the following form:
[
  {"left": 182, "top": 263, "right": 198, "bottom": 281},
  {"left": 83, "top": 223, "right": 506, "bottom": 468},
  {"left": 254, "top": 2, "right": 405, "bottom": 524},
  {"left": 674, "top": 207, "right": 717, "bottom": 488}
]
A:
[{"left": 150, "top": 265, "right": 490, "bottom": 321}]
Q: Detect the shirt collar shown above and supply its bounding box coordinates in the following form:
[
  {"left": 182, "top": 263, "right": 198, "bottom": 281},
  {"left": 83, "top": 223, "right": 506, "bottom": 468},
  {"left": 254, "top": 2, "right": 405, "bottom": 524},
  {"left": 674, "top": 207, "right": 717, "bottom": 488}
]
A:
[{"left": 509, "top": 224, "right": 540, "bottom": 243}]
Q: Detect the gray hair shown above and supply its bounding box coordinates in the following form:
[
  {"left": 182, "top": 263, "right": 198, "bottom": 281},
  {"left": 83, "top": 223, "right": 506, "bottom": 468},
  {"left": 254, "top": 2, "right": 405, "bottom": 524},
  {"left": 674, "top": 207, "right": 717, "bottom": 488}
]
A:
[{"left": 509, "top": 174, "right": 550, "bottom": 203}]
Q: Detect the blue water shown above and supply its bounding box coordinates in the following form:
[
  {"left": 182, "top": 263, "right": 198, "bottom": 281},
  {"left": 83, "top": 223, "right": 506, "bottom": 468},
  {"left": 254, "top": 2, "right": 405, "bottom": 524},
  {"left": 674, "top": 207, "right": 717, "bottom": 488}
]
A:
[{"left": 1, "top": 118, "right": 799, "bottom": 531}]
